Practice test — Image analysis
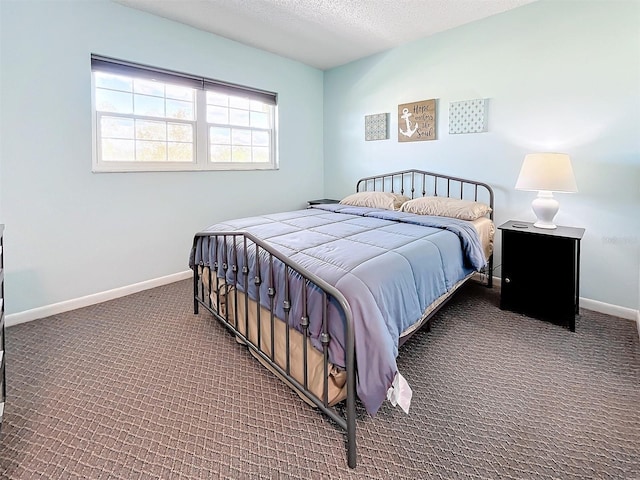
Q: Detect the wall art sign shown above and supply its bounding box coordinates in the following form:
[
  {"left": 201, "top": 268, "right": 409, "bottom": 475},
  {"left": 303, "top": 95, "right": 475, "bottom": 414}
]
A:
[
  {"left": 449, "top": 98, "right": 488, "bottom": 134},
  {"left": 398, "top": 99, "right": 436, "bottom": 142},
  {"left": 364, "top": 113, "right": 389, "bottom": 141}
]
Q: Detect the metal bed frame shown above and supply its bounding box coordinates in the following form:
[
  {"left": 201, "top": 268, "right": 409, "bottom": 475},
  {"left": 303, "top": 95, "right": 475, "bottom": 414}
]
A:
[{"left": 191, "top": 169, "right": 494, "bottom": 469}]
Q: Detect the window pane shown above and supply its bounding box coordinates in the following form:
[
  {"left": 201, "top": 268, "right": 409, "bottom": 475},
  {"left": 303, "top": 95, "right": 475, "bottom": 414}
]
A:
[
  {"left": 166, "top": 84, "right": 194, "bottom": 101},
  {"left": 101, "top": 116, "right": 134, "bottom": 139},
  {"left": 250, "top": 111, "right": 269, "bottom": 129},
  {"left": 95, "top": 72, "right": 132, "bottom": 92},
  {"left": 252, "top": 146, "right": 269, "bottom": 163},
  {"left": 229, "top": 108, "right": 249, "bottom": 126},
  {"left": 134, "top": 79, "right": 164, "bottom": 97},
  {"left": 210, "top": 127, "right": 230, "bottom": 144},
  {"left": 96, "top": 88, "right": 133, "bottom": 114},
  {"left": 232, "top": 129, "right": 251, "bottom": 146},
  {"left": 207, "top": 105, "right": 229, "bottom": 124},
  {"left": 134, "top": 94, "right": 165, "bottom": 117},
  {"left": 250, "top": 100, "right": 268, "bottom": 112},
  {"left": 102, "top": 139, "right": 135, "bottom": 161},
  {"left": 137, "top": 141, "right": 167, "bottom": 161},
  {"left": 252, "top": 130, "right": 269, "bottom": 147},
  {"left": 168, "top": 123, "right": 193, "bottom": 142},
  {"left": 166, "top": 99, "right": 194, "bottom": 120},
  {"left": 229, "top": 96, "right": 250, "bottom": 109},
  {"left": 135, "top": 120, "right": 166, "bottom": 141},
  {"left": 207, "top": 92, "right": 228, "bottom": 107},
  {"left": 210, "top": 145, "right": 231, "bottom": 162},
  {"left": 168, "top": 142, "right": 193, "bottom": 162},
  {"left": 231, "top": 146, "right": 251, "bottom": 162}
]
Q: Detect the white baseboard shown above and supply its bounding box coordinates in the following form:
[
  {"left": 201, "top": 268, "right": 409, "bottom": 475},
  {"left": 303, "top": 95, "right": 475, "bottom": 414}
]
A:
[
  {"left": 578, "top": 298, "right": 637, "bottom": 321},
  {"left": 6, "top": 270, "right": 192, "bottom": 327},
  {"left": 6, "top": 270, "right": 639, "bottom": 328}
]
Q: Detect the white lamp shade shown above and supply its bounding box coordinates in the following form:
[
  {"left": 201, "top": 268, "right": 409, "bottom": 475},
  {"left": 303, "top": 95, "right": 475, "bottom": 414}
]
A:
[{"left": 515, "top": 153, "right": 578, "bottom": 193}]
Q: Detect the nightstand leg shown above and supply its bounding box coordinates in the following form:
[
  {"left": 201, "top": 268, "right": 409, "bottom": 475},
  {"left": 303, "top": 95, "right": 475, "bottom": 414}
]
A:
[{"left": 575, "top": 240, "right": 581, "bottom": 315}]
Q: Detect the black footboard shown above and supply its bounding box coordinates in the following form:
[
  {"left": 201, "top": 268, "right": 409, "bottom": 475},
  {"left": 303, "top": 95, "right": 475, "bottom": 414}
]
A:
[{"left": 192, "top": 231, "right": 358, "bottom": 468}]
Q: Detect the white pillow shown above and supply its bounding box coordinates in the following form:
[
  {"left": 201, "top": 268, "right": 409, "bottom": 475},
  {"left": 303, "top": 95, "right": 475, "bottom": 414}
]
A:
[
  {"left": 339, "top": 191, "right": 410, "bottom": 211},
  {"left": 400, "top": 196, "right": 492, "bottom": 220}
]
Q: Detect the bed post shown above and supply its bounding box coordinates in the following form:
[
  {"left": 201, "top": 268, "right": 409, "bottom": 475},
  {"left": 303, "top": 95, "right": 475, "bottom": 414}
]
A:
[
  {"left": 192, "top": 266, "right": 199, "bottom": 314},
  {"left": 487, "top": 256, "right": 494, "bottom": 288},
  {"left": 346, "top": 324, "right": 357, "bottom": 468}
]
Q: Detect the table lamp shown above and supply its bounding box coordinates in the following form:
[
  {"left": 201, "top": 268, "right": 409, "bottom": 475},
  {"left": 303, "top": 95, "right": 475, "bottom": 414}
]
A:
[{"left": 515, "top": 153, "right": 578, "bottom": 229}]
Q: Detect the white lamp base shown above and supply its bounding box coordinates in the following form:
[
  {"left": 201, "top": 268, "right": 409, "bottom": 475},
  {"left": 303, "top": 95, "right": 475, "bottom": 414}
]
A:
[{"left": 531, "top": 191, "right": 559, "bottom": 229}]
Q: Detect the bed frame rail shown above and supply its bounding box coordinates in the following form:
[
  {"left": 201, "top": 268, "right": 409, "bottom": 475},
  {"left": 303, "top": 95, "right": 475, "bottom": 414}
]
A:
[{"left": 192, "top": 231, "right": 357, "bottom": 467}]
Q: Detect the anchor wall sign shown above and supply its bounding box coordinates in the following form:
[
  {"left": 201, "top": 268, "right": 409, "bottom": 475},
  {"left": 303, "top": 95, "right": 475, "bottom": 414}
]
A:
[{"left": 397, "top": 99, "right": 436, "bottom": 142}]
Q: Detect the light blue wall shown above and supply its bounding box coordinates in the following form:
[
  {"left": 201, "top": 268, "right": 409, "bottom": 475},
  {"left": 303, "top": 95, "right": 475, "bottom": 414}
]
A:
[
  {"left": 1, "top": 0, "right": 638, "bottom": 316},
  {"left": 323, "top": 0, "right": 640, "bottom": 310},
  {"left": 0, "top": 0, "right": 324, "bottom": 314}
]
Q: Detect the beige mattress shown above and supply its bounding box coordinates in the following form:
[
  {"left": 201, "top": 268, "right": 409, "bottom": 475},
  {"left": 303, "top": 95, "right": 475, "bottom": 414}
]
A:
[
  {"left": 201, "top": 269, "right": 348, "bottom": 407},
  {"left": 472, "top": 216, "right": 495, "bottom": 261}
]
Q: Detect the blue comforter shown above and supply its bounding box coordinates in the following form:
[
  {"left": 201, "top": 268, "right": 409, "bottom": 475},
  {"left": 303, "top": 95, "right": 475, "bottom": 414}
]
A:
[{"left": 191, "top": 204, "right": 487, "bottom": 415}]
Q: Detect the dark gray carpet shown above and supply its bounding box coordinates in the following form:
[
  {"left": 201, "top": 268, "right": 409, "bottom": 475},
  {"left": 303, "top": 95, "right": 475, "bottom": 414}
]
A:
[{"left": 0, "top": 279, "right": 638, "bottom": 479}]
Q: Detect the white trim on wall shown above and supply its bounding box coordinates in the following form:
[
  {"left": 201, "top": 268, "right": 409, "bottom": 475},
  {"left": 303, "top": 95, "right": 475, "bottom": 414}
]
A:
[
  {"left": 6, "top": 271, "right": 638, "bottom": 328},
  {"left": 579, "top": 298, "right": 637, "bottom": 322},
  {"left": 5, "top": 270, "right": 192, "bottom": 327}
]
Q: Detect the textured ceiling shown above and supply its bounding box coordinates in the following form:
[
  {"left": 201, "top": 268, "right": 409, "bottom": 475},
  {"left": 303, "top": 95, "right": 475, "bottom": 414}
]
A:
[{"left": 115, "top": 0, "right": 537, "bottom": 70}]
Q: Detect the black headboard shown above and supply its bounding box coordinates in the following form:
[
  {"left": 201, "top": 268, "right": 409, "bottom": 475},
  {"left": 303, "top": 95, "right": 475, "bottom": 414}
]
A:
[{"left": 356, "top": 169, "right": 494, "bottom": 220}]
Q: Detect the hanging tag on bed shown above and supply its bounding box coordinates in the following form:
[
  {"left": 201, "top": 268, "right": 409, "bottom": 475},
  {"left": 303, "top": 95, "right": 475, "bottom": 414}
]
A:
[{"left": 386, "top": 372, "right": 412, "bottom": 414}]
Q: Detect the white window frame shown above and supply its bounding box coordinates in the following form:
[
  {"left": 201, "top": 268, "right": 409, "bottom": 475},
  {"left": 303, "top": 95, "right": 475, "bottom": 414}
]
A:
[{"left": 91, "top": 55, "right": 278, "bottom": 173}]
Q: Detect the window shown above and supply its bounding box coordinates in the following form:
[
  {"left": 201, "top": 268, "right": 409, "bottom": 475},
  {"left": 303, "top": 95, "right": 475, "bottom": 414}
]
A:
[{"left": 91, "top": 55, "right": 278, "bottom": 172}]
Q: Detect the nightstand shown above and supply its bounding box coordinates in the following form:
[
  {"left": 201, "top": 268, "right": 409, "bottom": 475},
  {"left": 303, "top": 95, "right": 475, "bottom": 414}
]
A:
[
  {"left": 307, "top": 199, "right": 340, "bottom": 207},
  {"left": 499, "top": 220, "right": 585, "bottom": 331}
]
